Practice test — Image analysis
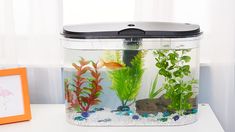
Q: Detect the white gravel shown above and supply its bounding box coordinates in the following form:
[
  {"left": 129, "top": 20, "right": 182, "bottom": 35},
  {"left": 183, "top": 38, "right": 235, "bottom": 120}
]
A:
[{"left": 66, "top": 107, "right": 198, "bottom": 126}]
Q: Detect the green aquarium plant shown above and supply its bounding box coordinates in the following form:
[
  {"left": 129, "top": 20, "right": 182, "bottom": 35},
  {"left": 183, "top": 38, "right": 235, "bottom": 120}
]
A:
[
  {"left": 108, "top": 51, "right": 145, "bottom": 109},
  {"left": 151, "top": 49, "right": 198, "bottom": 113},
  {"left": 68, "top": 58, "right": 103, "bottom": 112},
  {"left": 148, "top": 73, "right": 165, "bottom": 99}
]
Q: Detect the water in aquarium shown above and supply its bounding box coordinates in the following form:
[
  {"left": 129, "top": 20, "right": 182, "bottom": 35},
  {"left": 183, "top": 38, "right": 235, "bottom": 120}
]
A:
[{"left": 63, "top": 49, "right": 199, "bottom": 126}]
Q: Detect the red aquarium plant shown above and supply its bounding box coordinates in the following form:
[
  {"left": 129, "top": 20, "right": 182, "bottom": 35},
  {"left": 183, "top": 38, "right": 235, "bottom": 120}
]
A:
[
  {"left": 71, "top": 58, "right": 103, "bottom": 112},
  {"left": 64, "top": 79, "right": 73, "bottom": 107}
]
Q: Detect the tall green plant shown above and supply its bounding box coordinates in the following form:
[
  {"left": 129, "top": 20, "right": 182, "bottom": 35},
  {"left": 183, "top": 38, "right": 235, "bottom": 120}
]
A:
[
  {"left": 152, "top": 49, "right": 198, "bottom": 112},
  {"left": 109, "top": 51, "right": 145, "bottom": 107}
]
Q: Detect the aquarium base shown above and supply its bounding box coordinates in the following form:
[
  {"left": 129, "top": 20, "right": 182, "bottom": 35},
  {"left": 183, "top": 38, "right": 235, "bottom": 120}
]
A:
[{"left": 66, "top": 107, "right": 198, "bottom": 126}]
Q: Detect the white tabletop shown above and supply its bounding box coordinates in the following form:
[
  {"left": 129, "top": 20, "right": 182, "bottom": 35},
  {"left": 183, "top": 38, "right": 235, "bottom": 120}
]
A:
[{"left": 0, "top": 104, "right": 224, "bottom": 132}]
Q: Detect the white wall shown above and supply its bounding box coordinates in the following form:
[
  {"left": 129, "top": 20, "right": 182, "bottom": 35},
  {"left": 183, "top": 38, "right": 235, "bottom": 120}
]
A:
[{"left": 63, "top": 0, "right": 135, "bottom": 25}]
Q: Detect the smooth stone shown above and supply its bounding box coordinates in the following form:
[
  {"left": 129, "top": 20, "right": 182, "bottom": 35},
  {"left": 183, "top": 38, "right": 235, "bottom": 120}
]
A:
[
  {"left": 94, "top": 108, "right": 104, "bottom": 111},
  {"left": 126, "top": 110, "right": 134, "bottom": 116},
  {"left": 136, "top": 98, "right": 168, "bottom": 114},
  {"left": 173, "top": 115, "right": 180, "bottom": 121},
  {"left": 136, "top": 96, "right": 198, "bottom": 115},
  {"left": 191, "top": 109, "right": 198, "bottom": 114},
  {"left": 74, "top": 116, "right": 85, "bottom": 121},
  {"left": 89, "top": 110, "right": 96, "bottom": 113},
  {"left": 117, "top": 106, "right": 130, "bottom": 111},
  {"left": 81, "top": 112, "right": 89, "bottom": 118},
  {"left": 132, "top": 115, "right": 139, "bottom": 120},
  {"left": 163, "top": 111, "right": 171, "bottom": 117},
  {"left": 160, "top": 118, "right": 168, "bottom": 122}
]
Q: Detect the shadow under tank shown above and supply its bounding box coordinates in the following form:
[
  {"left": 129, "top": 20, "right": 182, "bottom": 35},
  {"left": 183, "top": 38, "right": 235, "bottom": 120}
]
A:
[{"left": 61, "top": 22, "right": 202, "bottom": 126}]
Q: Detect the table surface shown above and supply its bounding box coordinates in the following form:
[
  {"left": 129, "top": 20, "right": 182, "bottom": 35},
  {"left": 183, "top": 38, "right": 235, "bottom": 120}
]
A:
[{"left": 0, "top": 104, "right": 224, "bottom": 132}]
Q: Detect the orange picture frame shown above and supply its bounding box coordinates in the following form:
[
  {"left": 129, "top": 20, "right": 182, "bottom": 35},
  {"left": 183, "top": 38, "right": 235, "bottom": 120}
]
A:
[{"left": 0, "top": 68, "right": 31, "bottom": 125}]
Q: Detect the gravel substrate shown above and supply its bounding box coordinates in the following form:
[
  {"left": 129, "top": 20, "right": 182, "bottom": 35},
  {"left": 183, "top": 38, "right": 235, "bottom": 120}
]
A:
[{"left": 66, "top": 107, "right": 198, "bottom": 126}]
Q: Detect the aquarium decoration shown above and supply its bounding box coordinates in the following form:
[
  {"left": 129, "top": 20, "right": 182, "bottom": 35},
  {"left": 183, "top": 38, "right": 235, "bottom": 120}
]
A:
[
  {"left": 148, "top": 49, "right": 196, "bottom": 101},
  {"left": 65, "top": 58, "right": 103, "bottom": 112},
  {"left": 148, "top": 73, "right": 164, "bottom": 99},
  {"left": 108, "top": 51, "right": 145, "bottom": 110},
  {"left": 136, "top": 49, "right": 198, "bottom": 116},
  {"left": 152, "top": 49, "right": 198, "bottom": 112},
  {"left": 64, "top": 78, "right": 73, "bottom": 109}
]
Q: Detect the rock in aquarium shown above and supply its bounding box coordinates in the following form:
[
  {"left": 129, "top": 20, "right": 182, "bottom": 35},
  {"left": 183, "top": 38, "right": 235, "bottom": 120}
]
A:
[
  {"left": 94, "top": 108, "right": 104, "bottom": 111},
  {"left": 81, "top": 112, "right": 89, "bottom": 118},
  {"left": 163, "top": 111, "right": 171, "bottom": 117},
  {"left": 125, "top": 110, "right": 134, "bottom": 116},
  {"left": 160, "top": 118, "right": 168, "bottom": 122},
  {"left": 74, "top": 116, "right": 86, "bottom": 121},
  {"left": 173, "top": 115, "right": 180, "bottom": 121},
  {"left": 191, "top": 109, "right": 198, "bottom": 114},
  {"left": 117, "top": 106, "right": 130, "bottom": 111},
  {"left": 89, "top": 110, "right": 96, "bottom": 113},
  {"left": 132, "top": 115, "right": 140, "bottom": 120}
]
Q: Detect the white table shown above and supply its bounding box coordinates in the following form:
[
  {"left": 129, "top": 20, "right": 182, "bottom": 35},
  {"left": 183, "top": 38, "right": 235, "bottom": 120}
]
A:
[{"left": 0, "top": 104, "right": 224, "bottom": 132}]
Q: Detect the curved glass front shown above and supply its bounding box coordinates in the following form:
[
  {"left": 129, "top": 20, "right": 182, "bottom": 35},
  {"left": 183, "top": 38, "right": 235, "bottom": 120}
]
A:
[{"left": 62, "top": 37, "right": 200, "bottom": 126}]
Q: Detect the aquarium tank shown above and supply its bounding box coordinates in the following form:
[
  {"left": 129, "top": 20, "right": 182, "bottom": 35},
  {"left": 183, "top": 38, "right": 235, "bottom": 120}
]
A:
[{"left": 61, "top": 22, "right": 202, "bottom": 126}]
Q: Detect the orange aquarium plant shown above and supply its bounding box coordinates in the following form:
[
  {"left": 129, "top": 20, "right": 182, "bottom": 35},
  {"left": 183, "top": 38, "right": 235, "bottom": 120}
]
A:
[
  {"left": 64, "top": 79, "right": 74, "bottom": 109},
  {"left": 69, "top": 58, "right": 103, "bottom": 112}
]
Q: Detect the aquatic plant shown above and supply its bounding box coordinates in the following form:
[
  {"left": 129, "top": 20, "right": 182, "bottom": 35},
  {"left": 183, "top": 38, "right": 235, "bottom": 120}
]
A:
[
  {"left": 64, "top": 79, "right": 73, "bottom": 106},
  {"left": 71, "top": 58, "right": 103, "bottom": 112},
  {"left": 108, "top": 51, "right": 145, "bottom": 107},
  {"left": 152, "top": 49, "right": 198, "bottom": 112},
  {"left": 148, "top": 73, "right": 164, "bottom": 99}
]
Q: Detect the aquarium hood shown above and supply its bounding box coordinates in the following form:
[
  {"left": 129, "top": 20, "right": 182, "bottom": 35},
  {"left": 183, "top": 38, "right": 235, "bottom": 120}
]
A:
[{"left": 62, "top": 22, "right": 201, "bottom": 39}]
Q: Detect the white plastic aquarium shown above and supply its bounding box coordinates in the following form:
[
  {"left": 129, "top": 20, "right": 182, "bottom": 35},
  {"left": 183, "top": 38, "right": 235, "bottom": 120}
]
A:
[{"left": 61, "top": 22, "right": 202, "bottom": 126}]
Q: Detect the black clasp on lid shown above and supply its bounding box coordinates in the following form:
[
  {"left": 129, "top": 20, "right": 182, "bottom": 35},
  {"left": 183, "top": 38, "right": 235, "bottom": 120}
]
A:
[{"left": 118, "top": 28, "right": 145, "bottom": 36}]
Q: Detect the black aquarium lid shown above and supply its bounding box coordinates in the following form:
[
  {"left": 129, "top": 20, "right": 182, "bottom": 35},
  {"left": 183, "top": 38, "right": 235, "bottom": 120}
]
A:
[{"left": 63, "top": 22, "right": 202, "bottom": 39}]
